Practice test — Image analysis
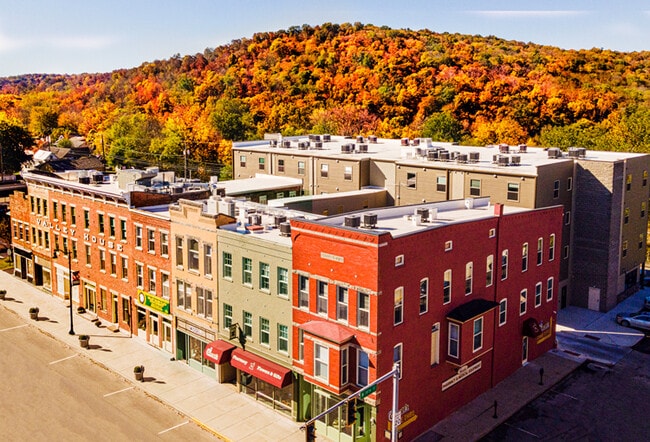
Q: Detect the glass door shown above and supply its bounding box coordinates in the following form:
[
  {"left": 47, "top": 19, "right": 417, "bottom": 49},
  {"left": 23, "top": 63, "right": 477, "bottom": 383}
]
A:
[
  {"left": 162, "top": 319, "right": 172, "bottom": 353},
  {"left": 148, "top": 313, "right": 159, "bottom": 346}
]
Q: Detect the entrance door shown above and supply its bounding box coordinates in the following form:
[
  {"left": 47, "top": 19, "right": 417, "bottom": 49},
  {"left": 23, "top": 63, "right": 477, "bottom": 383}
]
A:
[
  {"left": 148, "top": 313, "right": 159, "bottom": 346},
  {"left": 522, "top": 336, "right": 529, "bottom": 364},
  {"left": 588, "top": 287, "right": 600, "bottom": 311},
  {"left": 162, "top": 320, "right": 172, "bottom": 353},
  {"left": 111, "top": 293, "right": 118, "bottom": 323}
]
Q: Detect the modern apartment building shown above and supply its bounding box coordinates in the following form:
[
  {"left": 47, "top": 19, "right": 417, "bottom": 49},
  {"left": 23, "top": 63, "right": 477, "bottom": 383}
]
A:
[{"left": 233, "top": 135, "right": 650, "bottom": 312}]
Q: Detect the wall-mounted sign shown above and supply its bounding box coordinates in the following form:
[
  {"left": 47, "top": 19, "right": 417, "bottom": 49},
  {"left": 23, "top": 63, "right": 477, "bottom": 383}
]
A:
[
  {"left": 441, "top": 361, "right": 482, "bottom": 391},
  {"left": 136, "top": 289, "right": 170, "bottom": 314}
]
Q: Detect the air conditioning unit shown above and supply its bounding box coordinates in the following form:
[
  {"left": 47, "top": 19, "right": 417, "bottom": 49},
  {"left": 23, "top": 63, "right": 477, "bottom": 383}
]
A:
[
  {"left": 456, "top": 154, "right": 468, "bottom": 164},
  {"left": 274, "top": 215, "right": 287, "bottom": 227},
  {"left": 416, "top": 207, "right": 430, "bottom": 222},
  {"left": 344, "top": 215, "right": 361, "bottom": 228},
  {"left": 469, "top": 152, "right": 480, "bottom": 163},
  {"left": 279, "top": 222, "right": 292, "bottom": 237},
  {"left": 248, "top": 214, "right": 262, "bottom": 225},
  {"left": 358, "top": 144, "right": 368, "bottom": 153},
  {"left": 323, "top": 134, "right": 331, "bottom": 142},
  {"left": 368, "top": 135, "right": 378, "bottom": 143},
  {"left": 362, "top": 213, "right": 377, "bottom": 228},
  {"left": 510, "top": 155, "right": 521, "bottom": 165},
  {"left": 547, "top": 148, "right": 561, "bottom": 159}
]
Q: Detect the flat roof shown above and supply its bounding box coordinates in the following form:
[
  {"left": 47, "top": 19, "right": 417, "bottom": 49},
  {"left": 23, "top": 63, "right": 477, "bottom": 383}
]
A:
[{"left": 215, "top": 174, "right": 303, "bottom": 195}]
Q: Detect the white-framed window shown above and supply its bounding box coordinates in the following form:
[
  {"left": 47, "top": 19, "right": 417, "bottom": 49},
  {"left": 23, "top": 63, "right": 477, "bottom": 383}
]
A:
[
  {"left": 406, "top": 172, "right": 416, "bottom": 188},
  {"left": 486, "top": 254, "right": 494, "bottom": 287},
  {"left": 547, "top": 277, "right": 554, "bottom": 301},
  {"left": 535, "top": 282, "right": 542, "bottom": 307},
  {"left": 395, "top": 254, "right": 404, "bottom": 266},
  {"left": 176, "top": 279, "right": 185, "bottom": 309},
  {"left": 393, "top": 343, "right": 403, "bottom": 379},
  {"left": 501, "top": 249, "right": 509, "bottom": 280},
  {"left": 242, "top": 257, "right": 253, "bottom": 285},
  {"left": 465, "top": 262, "right": 473, "bottom": 295},
  {"left": 223, "top": 303, "right": 232, "bottom": 328},
  {"left": 320, "top": 163, "right": 329, "bottom": 178},
  {"left": 260, "top": 317, "right": 270, "bottom": 346},
  {"left": 278, "top": 324, "right": 289, "bottom": 353},
  {"left": 470, "top": 179, "right": 481, "bottom": 196},
  {"left": 436, "top": 175, "right": 446, "bottom": 192},
  {"left": 204, "top": 244, "right": 213, "bottom": 277},
  {"left": 358, "top": 291, "right": 370, "bottom": 329},
  {"left": 520, "top": 289, "right": 527, "bottom": 315},
  {"left": 448, "top": 322, "right": 460, "bottom": 358},
  {"left": 161, "top": 272, "right": 170, "bottom": 299},
  {"left": 298, "top": 329, "right": 304, "bottom": 361},
  {"left": 188, "top": 239, "right": 199, "bottom": 271},
  {"left": 430, "top": 323, "right": 440, "bottom": 365},
  {"left": 147, "top": 228, "right": 155, "bottom": 253},
  {"left": 160, "top": 232, "right": 169, "bottom": 256},
  {"left": 258, "top": 157, "right": 265, "bottom": 170},
  {"left": 299, "top": 275, "right": 309, "bottom": 308},
  {"left": 445, "top": 240, "right": 453, "bottom": 251},
  {"left": 357, "top": 349, "right": 368, "bottom": 386},
  {"left": 344, "top": 166, "right": 353, "bottom": 181},
  {"left": 507, "top": 182, "right": 520, "bottom": 201},
  {"left": 317, "top": 280, "right": 328, "bottom": 315},
  {"left": 243, "top": 311, "right": 253, "bottom": 339},
  {"left": 567, "top": 177, "right": 573, "bottom": 191},
  {"left": 197, "top": 287, "right": 205, "bottom": 316},
  {"left": 278, "top": 267, "right": 289, "bottom": 298},
  {"left": 259, "top": 262, "right": 270, "bottom": 291},
  {"left": 394, "top": 287, "right": 404, "bottom": 325},
  {"left": 175, "top": 236, "right": 184, "bottom": 267},
  {"left": 298, "top": 161, "right": 305, "bottom": 175},
  {"left": 565, "top": 211, "right": 571, "bottom": 225},
  {"left": 537, "top": 237, "right": 543, "bottom": 266},
  {"left": 337, "top": 286, "right": 348, "bottom": 321},
  {"left": 135, "top": 225, "right": 143, "bottom": 248},
  {"left": 489, "top": 228, "right": 496, "bottom": 238},
  {"left": 522, "top": 336, "right": 529, "bottom": 364},
  {"left": 443, "top": 269, "right": 452, "bottom": 304},
  {"left": 499, "top": 299, "right": 507, "bottom": 326},
  {"left": 549, "top": 234, "right": 555, "bottom": 261},
  {"left": 136, "top": 263, "right": 144, "bottom": 288},
  {"left": 473, "top": 317, "right": 483, "bottom": 352},
  {"left": 419, "top": 278, "right": 428, "bottom": 314},
  {"left": 148, "top": 267, "right": 156, "bottom": 293},
  {"left": 341, "top": 348, "right": 349, "bottom": 385},
  {"left": 108, "top": 216, "right": 116, "bottom": 237},
  {"left": 121, "top": 256, "right": 128, "bottom": 280},
  {"left": 99, "top": 249, "right": 106, "bottom": 271},
  {"left": 120, "top": 218, "right": 127, "bottom": 240},
  {"left": 522, "top": 243, "right": 528, "bottom": 272},
  {"left": 205, "top": 289, "right": 213, "bottom": 319},
  {"left": 553, "top": 180, "right": 560, "bottom": 198},
  {"left": 314, "top": 343, "right": 329, "bottom": 381},
  {"left": 110, "top": 252, "right": 117, "bottom": 276},
  {"left": 222, "top": 252, "right": 232, "bottom": 279}
]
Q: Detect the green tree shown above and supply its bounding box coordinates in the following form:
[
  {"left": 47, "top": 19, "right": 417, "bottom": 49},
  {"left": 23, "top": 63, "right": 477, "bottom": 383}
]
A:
[
  {"left": 421, "top": 111, "right": 463, "bottom": 142},
  {"left": 0, "top": 116, "right": 32, "bottom": 175},
  {"left": 210, "top": 98, "right": 256, "bottom": 141},
  {"left": 104, "top": 113, "right": 161, "bottom": 168},
  {"left": 28, "top": 107, "right": 59, "bottom": 138}
]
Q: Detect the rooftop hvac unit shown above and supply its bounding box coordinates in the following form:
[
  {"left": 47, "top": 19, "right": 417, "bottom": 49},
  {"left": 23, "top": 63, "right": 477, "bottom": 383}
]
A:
[
  {"left": 368, "top": 135, "right": 378, "bottom": 143},
  {"left": 416, "top": 207, "right": 430, "bottom": 222},
  {"left": 469, "top": 152, "right": 480, "bottom": 163},
  {"left": 323, "top": 134, "right": 331, "bottom": 142},
  {"left": 362, "top": 213, "right": 378, "bottom": 228},
  {"left": 427, "top": 150, "right": 438, "bottom": 161},
  {"left": 341, "top": 144, "right": 353, "bottom": 153},
  {"left": 492, "top": 154, "right": 499, "bottom": 163},
  {"left": 356, "top": 136, "right": 365, "bottom": 143},
  {"left": 314, "top": 141, "right": 323, "bottom": 149},
  {"left": 248, "top": 214, "right": 262, "bottom": 225},
  {"left": 282, "top": 140, "right": 292, "bottom": 148},
  {"left": 79, "top": 176, "right": 91, "bottom": 184},
  {"left": 439, "top": 151, "right": 450, "bottom": 161},
  {"left": 310, "top": 134, "right": 321, "bottom": 142},
  {"left": 298, "top": 141, "right": 309, "bottom": 150},
  {"left": 279, "top": 222, "right": 292, "bottom": 237},
  {"left": 498, "top": 155, "right": 510, "bottom": 166},
  {"left": 215, "top": 187, "right": 226, "bottom": 197},
  {"left": 510, "top": 155, "right": 521, "bottom": 166},
  {"left": 578, "top": 147, "right": 586, "bottom": 158},
  {"left": 518, "top": 144, "right": 528, "bottom": 153},
  {"left": 450, "top": 151, "right": 458, "bottom": 160},
  {"left": 92, "top": 174, "right": 104, "bottom": 183},
  {"left": 411, "top": 138, "right": 420, "bottom": 146},
  {"left": 499, "top": 144, "right": 510, "bottom": 153},
  {"left": 358, "top": 144, "right": 368, "bottom": 153},
  {"left": 269, "top": 139, "right": 278, "bottom": 147},
  {"left": 547, "top": 148, "right": 561, "bottom": 159},
  {"left": 274, "top": 215, "right": 287, "bottom": 227},
  {"left": 344, "top": 215, "right": 361, "bottom": 228},
  {"left": 456, "top": 154, "right": 468, "bottom": 164},
  {"left": 401, "top": 138, "right": 410, "bottom": 146}
]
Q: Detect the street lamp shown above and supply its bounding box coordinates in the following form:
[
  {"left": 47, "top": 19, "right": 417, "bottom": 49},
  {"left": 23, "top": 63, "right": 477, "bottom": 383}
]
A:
[{"left": 55, "top": 245, "right": 75, "bottom": 335}]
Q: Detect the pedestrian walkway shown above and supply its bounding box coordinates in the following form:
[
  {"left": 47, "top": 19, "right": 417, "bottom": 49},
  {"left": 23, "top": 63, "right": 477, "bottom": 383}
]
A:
[{"left": 0, "top": 269, "right": 304, "bottom": 442}]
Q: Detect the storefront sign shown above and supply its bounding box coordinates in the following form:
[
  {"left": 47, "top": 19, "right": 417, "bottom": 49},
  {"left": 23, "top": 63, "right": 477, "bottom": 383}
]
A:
[
  {"left": 387, "top": 409, "right": 417, "bottom": 431},
  {"left": 136, "top": 289, "right": 170, "bottom": 314},
  {"left": 231, "top": 348, "right": 292, "bottom": 388},
  {"left": 321, "top": 252, "right": 344, "bottom": 263},
  {"left": 536, "top": 317, "right": 554, "bottom": 344},
  {"left": 442, "top": 361, "right": 482, "bottom": 391},
  {"left": 83, "top": 233, "right": 123, "bottom": 251}
]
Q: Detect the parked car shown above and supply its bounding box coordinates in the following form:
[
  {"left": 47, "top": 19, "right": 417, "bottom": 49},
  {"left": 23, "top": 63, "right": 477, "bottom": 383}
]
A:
[
  {"left": 616, "top": 311, "right": 650, "bottom": 330},
  {"left": 643, "top": 296, "right": 650, "bottom": 311}
]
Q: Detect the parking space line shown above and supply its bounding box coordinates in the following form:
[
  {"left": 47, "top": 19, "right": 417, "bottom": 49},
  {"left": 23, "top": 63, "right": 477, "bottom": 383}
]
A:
[
  {"left": 103, "top": 386, "right": 134, "bottom": 397},
  {"left": 0, "top": 324, "right": 28, "bottom": 332},
  {"left": 505, "top": 423, "right": 539, "bottom": 438},
  {"left": 158, "top": 421, "right": 189, "bottom": 435},
  {"left": 49, "top": 354, "right": 78, "bottom": 365}
]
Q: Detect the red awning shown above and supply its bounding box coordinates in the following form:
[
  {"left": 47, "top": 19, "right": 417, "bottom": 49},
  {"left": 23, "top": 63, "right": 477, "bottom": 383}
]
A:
[
  {"left": 203, "top": 340, "right": 236, "bottom": 364},
  {"left": 299, "top": 320, "right": 355, "bottom": 345},
  {"left": 523, "top": 317, "right": 542, "bottom": 338},
  {"left": 230, "top": 348, "right": 292, "bottom": 388}
]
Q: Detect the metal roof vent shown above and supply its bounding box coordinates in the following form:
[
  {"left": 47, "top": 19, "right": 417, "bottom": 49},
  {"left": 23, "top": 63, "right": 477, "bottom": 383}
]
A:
[
  {"left": 362, "top": 213, "right": 378, "bottom": 228},
  {"left": 344, "top": 215, "right": 361, "bottom": 228}
]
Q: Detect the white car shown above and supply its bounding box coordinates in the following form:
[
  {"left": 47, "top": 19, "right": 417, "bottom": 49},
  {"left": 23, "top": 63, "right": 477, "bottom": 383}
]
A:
[{"left": 616, "top": 312, "right": 650, "bottom": 330}]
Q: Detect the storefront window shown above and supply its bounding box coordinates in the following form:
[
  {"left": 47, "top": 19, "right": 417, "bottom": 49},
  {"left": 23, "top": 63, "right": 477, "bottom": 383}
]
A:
[{"left": 189, "top": 336, "right": 202, "bottom": 363}]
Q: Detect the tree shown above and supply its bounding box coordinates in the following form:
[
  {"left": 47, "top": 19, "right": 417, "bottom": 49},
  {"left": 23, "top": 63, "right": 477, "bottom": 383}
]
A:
[
  {"left": 0, "top": 115, "right": 32, "bottom": 175},
  {"left": 104, "top": 113, "right": 161, "bottom": 168},
  {"left": 210, "top": 98, "right": 257, "bottom": 141},
  {"left": 421, "top": 111, "right": 463, "bottom": 142}
]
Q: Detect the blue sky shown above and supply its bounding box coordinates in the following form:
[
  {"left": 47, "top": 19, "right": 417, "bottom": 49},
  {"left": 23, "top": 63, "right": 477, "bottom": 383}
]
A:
[{"left": 1, "top": 0, "right": 649, "bottom": 77}]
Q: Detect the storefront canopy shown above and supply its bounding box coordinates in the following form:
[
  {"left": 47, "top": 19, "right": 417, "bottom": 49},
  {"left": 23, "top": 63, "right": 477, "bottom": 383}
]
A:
[
  {"left": 231, "top": 348, "right": 292, "bottom": 388},
  {"left": 203, "top": 340, "right": 236, "bottom": 364}
]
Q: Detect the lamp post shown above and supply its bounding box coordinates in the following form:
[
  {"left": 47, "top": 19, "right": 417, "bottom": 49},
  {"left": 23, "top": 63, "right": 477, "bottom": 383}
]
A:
[{"left": 56, "top": 246, "right": 75, "bottom": 335}]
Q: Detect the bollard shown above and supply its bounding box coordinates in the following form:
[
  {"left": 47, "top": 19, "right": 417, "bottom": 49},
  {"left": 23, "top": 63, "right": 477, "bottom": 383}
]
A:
[
  {"left": 493, "top": 400, "right": 498, "bottom": 419},
  {"left": 539, "top": 367, "right": 545, "bottom": 386}
]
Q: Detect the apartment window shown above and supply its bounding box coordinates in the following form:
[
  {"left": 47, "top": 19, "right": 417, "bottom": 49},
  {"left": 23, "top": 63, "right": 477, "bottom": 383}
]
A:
[
  {"left": 337, "top": 286, "right": 348, "bottom": 321},
  {"left": 445, "top": 241, "right": 453, "bottom": 251},
  {"left": 242, "top": 257, "right": 253, "bottom": 285},
  {"left": 501, "top": 250, "right": 509, "bottom": 280},
  {"left": 70, "top": 206, "right": 76, "bottom": 225},
  {"left": 358, "top": 291, "right": 370, "bottom": 329},
  {"left": 642, "top": 202, "right": 647, "bottom": 218},
  {"left": 147, "top": 228, "right": 155, "bottom": 252},
  {"left": 259, "top": 262, "right": 270, "bottom": 291},
  {"left": 623, "top": 241, "right": 628, "bottom": 257},
  {"left": 317, "top": 280, "right": 328, "bottom": 314},
  {"left": 298, "top": 161, "right": 305, "bottom": 175},
  {"left": 161, "top": 272, "right": 170, "bottom": 299},
  {"left": 553, "top": 180, "right": 560, "bottom": 198},
  {"left": 84, "top": 245, "right": 91, "bottom": 265},
  {"left": 507, "top": 182, "right": 519, "bottom": 201},
  {"left": 71, "top": 240, "right": 78, "bottom": 260},
  {"left": 624, "top": 207, "right": 630, "bottom": 224},
  {"left": 136, "top": 263, "right": 143, "bottom": 288},
  {"left": 499, "top": 299, "right": 507, "bottom": 326},
  {"left": 110, "top": 253, "right": 117, "bottom": 276},
  {"left": 640, "top": 234, "right": 645, "bottom": 250},
  {"left": 535, "top": 282, "right": 542, "bottom": 307},
  {"left": 489, "top": 228, "right": 496, "bottom": 238},
  {"left": 277, "top": 159, "right": 285, "bottom": 172},
  {"left": 160, "top": 232, "right": 169, "bottom": 256},
  {"left": 430, "top": 323, "right": 440, "bottom": 365},
  {"left": 537, "top": 238, "right": 543, "bottom": 265},
  {"left": 564, "top": 245, "right": 570, "bottom": 259},
  {"left": 277, "top": 267, "right": 289, "bottom": 298},
  {"left": 196, "top": 287, "right": 205, "bottom": 316},
  {"left": 419, "top": 278, "right": 429, "bottom": 314},
  {"left": 626, "top": 174, "right": 632, "bottom": 191},
  {"left": 465, "top": 262, "right": 473, "bottom": 295},
  {"left": 243, "top": 311, "right": 253, "bottom": 339},
  {"left": 121, "top": 256, "right": 128, "bottom": 280},
  {"left": 315, "top": 343, "right": 329, "bottom": 381},
  {"left": 436, "top": 176, "right": 447, "bottom": 192},
  {"left": 239, "top": 155, "right": 246, "bottom": 168},
  {"left": 204, "top": 244, "right": 213, "bottom": 277},
  {"left": 341, "top": 348, "right": 349, "bottom": 385},
  {"left": 393, "top": 343, "right": 403, "bottom": 378},
  {"left": 469, "top": 179, "right": 481, "bottom": 196},
  {"left": 52, "top": 202, "right": 58, "bottom": 220},
  {"left": 567, "top": 177, "right": 573, "bottom": 191},
  {"left": 344, "top": 166, "right": 353, "bottom": 181},
  {"left": 406, "top": 172, "right": 416, "bottom": 188},
  {"left": 278, "top": 324, "right": 289, "bottom": 353},
  {"left": 298, "top": 329, "right": 304, "bottom": 361},
  {"left": 394, "top": 287, "right": 404, "bottom": 325},
  {"left": 320, "top": 163, "right": 329, "bottom": 178},
  {"left": 186, "top": 284, "right": 196, "bottom": 315},
  {"left": 188, "top": 239, "right": 199, "bottom": 271},
  {"left": 395, "top": 254, "right": 404, "bottom": 266},
  {"left": 148, "top": 268, "right": 156, "bottom": 293},
  {"left": 522, "top": 243, "right": 529, "bottom": 272},
  {"left": 520, "top": 289, "right": 527, "bottom": 315},
  {"left": 298, "top": 275, "right": 309, "bottom": 308},
  {"left": 547, "top": 277, "right": 554, "bottom": 301},
  {"left": 109, "top": 216, "right": 116, "bottom": 237},
  {"left": 135, "top": 225, "right": 143, "bottom": 248},
  {"left": 448, "top": 323, "right": 460, "bottom": 358},
  {"left": 120, "top": 219, "right": 127, "bottom": 240},
  {"left": 258, "top": 157, "right": 265, "bottom": 170},
  {"left": 473, "top": 318, "right": 483, "bottom": 352},
  {"left": 223, "top": 303, "right": 233, "bottom": 328},
  {"left": 443, "top": 269, "right": 452, "bottom": 304},
  {"left": 357, "top": 350, "right": 368, "bottom": 386},
  {"left": 564, "top": 211, "right": 571, "bottom": 225},
  {"left": 644, "top": 170, "right": 648, "bottom": 187},
  {"left": 260, "top": 318, "right": 270, "bottom": 346},
  {"left": 549, "top": 234, "right": 556, "bottom": 261},
  {"left": 222, "top": 252, "right": 232, "bottom": 279},
  {"left": 98, "top": 213, "right": 105, "bottom": 234},
  {"left": 99, "top": 249, "right": 106, "bottom": 271},
  {"left": 486, "top": 255, "right": 494, "bottom": 287}
]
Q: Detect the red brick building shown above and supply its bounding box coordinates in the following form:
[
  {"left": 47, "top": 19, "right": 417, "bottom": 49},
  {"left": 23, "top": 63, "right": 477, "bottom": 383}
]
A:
[{"left": 290, "top": 198, "right": 562, "bottom": 441}]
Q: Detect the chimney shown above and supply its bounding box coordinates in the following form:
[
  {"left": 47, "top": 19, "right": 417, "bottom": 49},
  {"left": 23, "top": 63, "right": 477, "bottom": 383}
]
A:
[{"left": 493, "top": 203, "right": 504, "bottom": 216}]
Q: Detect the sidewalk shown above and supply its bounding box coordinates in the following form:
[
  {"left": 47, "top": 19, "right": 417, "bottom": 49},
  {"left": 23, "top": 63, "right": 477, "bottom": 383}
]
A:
[{"left": 0, "top": 269, "right": 304, "bottom": 442}]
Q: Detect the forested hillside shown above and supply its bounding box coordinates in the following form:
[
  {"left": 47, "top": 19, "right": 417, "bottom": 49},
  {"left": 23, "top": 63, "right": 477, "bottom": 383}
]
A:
[{"left": 1, "top": 23, "right": 650, "bottom": 179}]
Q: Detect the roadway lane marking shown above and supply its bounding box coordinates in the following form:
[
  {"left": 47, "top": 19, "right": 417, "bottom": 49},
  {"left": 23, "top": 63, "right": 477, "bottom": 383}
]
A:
[
  {"left": 505, "top": 423, "right": 539, "bottom": 438},
  {"left": 158, "top": 421, "right": 189, "bottom": 435},
  {"left": 0, "top": 324, "right": 28, "bottom": 332},
  {"left": 49, "top": 354, "right": 78, "bottom": 365},
  {"left": 103, "top": 387, "right": 134, "bottom": 397}
]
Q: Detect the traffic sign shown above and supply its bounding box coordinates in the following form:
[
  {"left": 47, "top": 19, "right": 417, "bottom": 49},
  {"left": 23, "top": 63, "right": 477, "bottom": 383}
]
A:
[{"left": 359, "top": 384, "right": 377, "bottom": 399}]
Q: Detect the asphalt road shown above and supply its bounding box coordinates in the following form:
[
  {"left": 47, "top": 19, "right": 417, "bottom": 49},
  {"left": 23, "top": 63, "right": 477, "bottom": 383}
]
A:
[
  {"left": 0, "top": 308, "right": 220, "bottom": 441},
  {"left": 480, "top": 345, "right": 650, "bottom": 441}
]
